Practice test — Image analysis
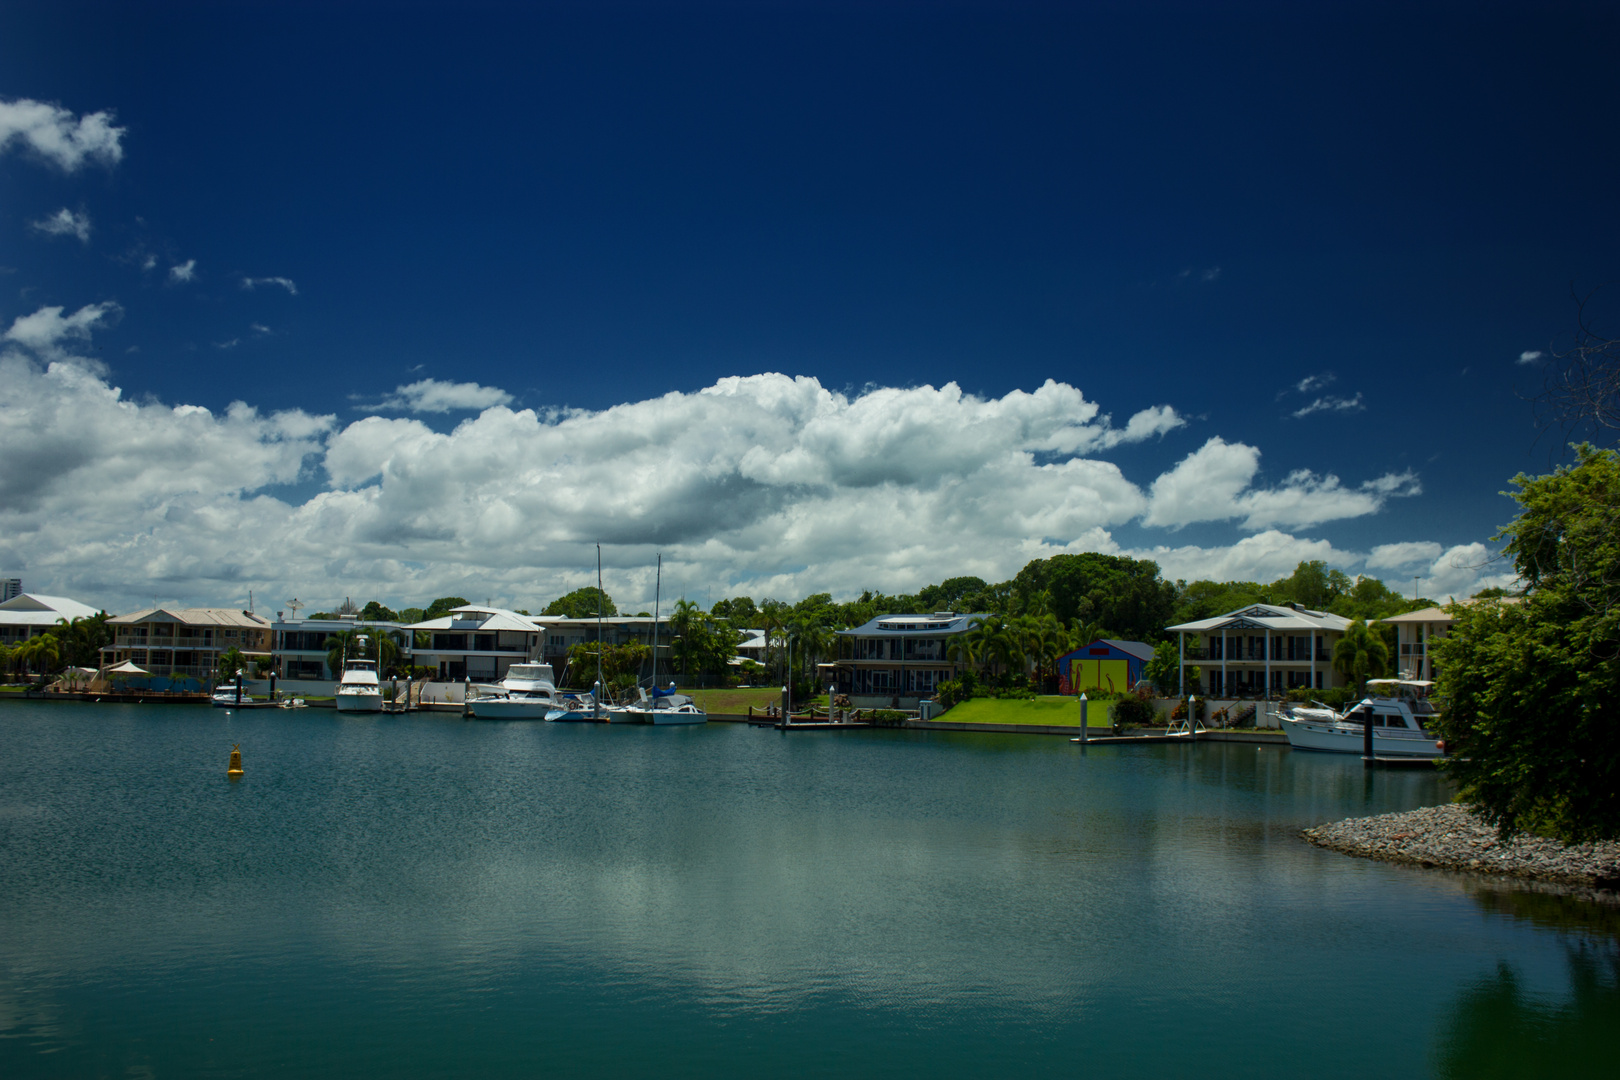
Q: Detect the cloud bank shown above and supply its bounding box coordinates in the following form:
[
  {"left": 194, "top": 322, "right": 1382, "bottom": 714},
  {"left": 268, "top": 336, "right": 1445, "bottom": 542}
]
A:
[{"left": 0, "top": 320, "right": 1499, "bottom": 611}]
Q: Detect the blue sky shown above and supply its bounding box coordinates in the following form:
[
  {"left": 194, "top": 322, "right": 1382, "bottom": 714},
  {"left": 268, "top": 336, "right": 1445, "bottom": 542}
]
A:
[{"left": 2, "top": 1, "right": 1617, "bottom": 614}]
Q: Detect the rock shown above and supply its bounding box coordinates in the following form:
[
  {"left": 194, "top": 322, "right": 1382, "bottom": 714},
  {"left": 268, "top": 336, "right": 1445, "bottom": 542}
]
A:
[{"left": 1300, "top": 804, "right": 1620, "bottom": 890}]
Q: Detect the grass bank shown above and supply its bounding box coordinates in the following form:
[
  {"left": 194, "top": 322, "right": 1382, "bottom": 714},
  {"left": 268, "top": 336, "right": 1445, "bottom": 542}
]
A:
[
  {"left": 683, "top": 687, "right": 785, "bottom": 714},
  {"left": 937, "top": 696, "right": 1098, "bottom": 727}
]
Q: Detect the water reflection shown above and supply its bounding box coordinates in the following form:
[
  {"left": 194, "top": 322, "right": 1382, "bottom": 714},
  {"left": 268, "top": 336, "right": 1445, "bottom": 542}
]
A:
[{"left": 1434, "top": 946, "right": 1619, "bottom": 1078}]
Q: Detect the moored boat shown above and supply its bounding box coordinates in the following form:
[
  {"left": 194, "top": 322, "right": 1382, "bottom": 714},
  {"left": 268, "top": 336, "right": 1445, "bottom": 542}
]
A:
[
  {"left": 1281, "top": 679, "right": 1444, "bottom": 758},
  {"left": 468, "top": 663, "right": 559, "bottom": 720},
  {"left": 335, "top": 659, "right": 385, "bottom": 713},
  {"left": 621, "top": 684, "right": 708, "bottom": 725}
]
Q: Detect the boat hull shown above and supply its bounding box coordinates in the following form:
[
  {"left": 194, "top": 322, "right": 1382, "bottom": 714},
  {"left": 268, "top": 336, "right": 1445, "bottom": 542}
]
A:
[
  {"left": 1282, "top": 719, "right": 1443, "bottom": 758},
  {"left": 335, "top": 691, "right": 383, "bottom": 713},
  {"left": 468, "top": 699, "right": 549, "bottom": 720}
]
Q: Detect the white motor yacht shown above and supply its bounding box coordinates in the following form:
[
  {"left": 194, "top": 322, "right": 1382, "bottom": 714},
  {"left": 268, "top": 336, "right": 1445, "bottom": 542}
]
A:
[
  {"left": 1281, "top": 679, "right": 1444, "bottom": 758},
  {"left": 468, "top": 663, "right": 559, "bottom": 720},
  {"left": 335, "top": 659, "right": 385, "bottom": 713}
]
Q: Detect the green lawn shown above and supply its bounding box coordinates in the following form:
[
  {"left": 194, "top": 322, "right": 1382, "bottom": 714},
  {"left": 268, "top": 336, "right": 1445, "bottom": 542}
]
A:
[
  {"left": 683, "top": 687, "right": 786, "bottom": 714},
  {"left": 936, "top": 696, "right": 1109, "bottom": 727}
]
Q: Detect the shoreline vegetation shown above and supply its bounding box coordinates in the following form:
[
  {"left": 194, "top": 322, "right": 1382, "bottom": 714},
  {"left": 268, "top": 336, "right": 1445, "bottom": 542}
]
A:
[{"left": 1304, "top": 804, "right": 1620, "bottom": 894}]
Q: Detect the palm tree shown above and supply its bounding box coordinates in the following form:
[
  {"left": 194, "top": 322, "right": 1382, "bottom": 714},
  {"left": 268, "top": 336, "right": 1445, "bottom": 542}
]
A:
[
  {"left": 15, "top": 633, "right": 60, "bottom": 677},
  {"left": 759, "top": 601, "right": 790, "bottom": 683},
  {"left": 1333, "top": 619, "right": 1389, "bottom": 691},
  {"left": 669, "top": 598, "right": 702, "bottom": 685},
  {"left": 325, "top": 626, "right": 403, "bottom": 679}
]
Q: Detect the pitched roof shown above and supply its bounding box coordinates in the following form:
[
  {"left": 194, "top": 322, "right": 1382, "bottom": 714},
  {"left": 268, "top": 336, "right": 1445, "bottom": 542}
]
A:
[
  {"left": 107, "top": 607, "right": 271, "bottom": 628},
  {"left": 0, "top": 593, "right": 101, "bottom": 626},
  {"left": 404, "top": 605, "right": 541, "bottom": 633},
  {"left": 1166, "top": 603, "right": 1350, "bottom": 634}
]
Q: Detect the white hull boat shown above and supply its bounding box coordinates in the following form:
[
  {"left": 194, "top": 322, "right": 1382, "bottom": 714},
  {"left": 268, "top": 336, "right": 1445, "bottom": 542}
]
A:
[
  {"left": 620, "top": 685, "right": 707, "bottom": 725},
  {"left": 545, "top": 694, "right": 600, "bottom": 722},
  {"left": 335, "top": 658, "right": 385, "bottom": 713},
  {"left": 1281, "top": 680, "right": 1444, "bottom": 759},
  {"left": 468, "top": 664, "right": 560, "bottom": 720}
]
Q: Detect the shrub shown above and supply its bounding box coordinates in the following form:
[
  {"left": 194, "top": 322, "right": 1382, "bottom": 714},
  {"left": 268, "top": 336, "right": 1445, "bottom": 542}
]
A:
[
  {"left": 1110, "top": 691, "right": 1158, "bottom": 731},
  {"left": 1169, "top": 697, "right": 1207, "bottom": 722}
]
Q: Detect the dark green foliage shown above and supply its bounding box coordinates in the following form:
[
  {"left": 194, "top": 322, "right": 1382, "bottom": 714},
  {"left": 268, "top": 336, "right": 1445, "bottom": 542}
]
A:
[
  {"left": 542, "top": 588, "right": 614, "bottom": 620},
  {"left": 1436, "top": 446, "right": 1620, "bottom": 842},
  {"left": 1014, "top": 553, "right": 1176, "bottom": 642},
  {"left": 915, "top": 576, "right": 989, "bottom": 612},
  {"left": 423, "top": 596, "right": 471, "bottom": 620},
  {"left": 1110, "top": 690, "right": 1158, "bottom": 730},
  {"left": 54, "top": 612, "right": 111, "bottom": 668},
  {"left": 360, "top": 600, "right": 398, "bottom": 622}
]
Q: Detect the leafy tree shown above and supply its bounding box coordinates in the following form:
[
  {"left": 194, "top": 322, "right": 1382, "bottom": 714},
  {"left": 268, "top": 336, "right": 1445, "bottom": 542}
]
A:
[
  {"left": 915, "top": 576, "right": 989, "bottom": 613},
  {"left": 1436, "top": 445, "right": 1620, "bottom": 842},
  {"left": 423, "top": 596, "right": 471, "bottom": 620},
  {"left": 360, "top": 600, "right": 399, "bottom": 621},
  {"left": 1331, "top": 619, "right": 1389, "bottom": 689},
  {"left": 396, "top": 607, "right": 426, "bottom": 625},
  {"left": 1144, "top": 640, "right": 1182, "bottom": 694},
  {"left": 542, "top": 588, "right": 615, "bottom": 620},
  {"left": 563, "top": 640, "right": 648, "bottom": 690},
  {"left": 711, "top": 596, "right": 758, "bottom": 627}
]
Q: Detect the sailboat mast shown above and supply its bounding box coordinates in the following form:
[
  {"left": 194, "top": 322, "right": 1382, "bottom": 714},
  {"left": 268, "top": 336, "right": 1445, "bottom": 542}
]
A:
[
  {"left": 596, "top": 544, "right": 604, "bottom": 698},
  {"left": 652, "top": 554, "right": 661, "bottom": 689}
]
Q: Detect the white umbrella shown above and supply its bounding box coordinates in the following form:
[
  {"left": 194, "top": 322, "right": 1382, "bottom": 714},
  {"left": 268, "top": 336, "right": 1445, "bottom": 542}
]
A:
[{"left": 107, "top": 660, "right": 151, "bottom": 676}]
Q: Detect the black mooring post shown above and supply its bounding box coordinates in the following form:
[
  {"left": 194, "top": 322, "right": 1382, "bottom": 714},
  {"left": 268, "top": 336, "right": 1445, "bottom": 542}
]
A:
[
  {"left": 235, "top": 674, "right": 243, "bottom": 705},
  {"left": 1363, "top": 709, "right": 1374, "bottom": 766}
]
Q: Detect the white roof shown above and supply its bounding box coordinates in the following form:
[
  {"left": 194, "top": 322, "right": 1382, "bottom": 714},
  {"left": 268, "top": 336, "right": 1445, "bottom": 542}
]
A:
[
  {"left": 0, "top": 593, "right": 100, "bottom": 626},
  {"left": 1167, "top": 603, "right": 1351, "bottom": 634},
  {"left": 404, "top": 605, "right": 541, "bottom": 633}
]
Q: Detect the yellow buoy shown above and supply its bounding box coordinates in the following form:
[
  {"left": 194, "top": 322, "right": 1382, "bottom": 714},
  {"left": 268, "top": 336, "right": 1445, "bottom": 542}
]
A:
[{"left": 227, "top": 743, "right": 244, "bottom": 778}]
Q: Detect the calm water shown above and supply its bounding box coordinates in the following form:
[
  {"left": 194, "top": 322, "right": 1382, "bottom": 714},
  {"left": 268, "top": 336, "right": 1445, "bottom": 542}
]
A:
[{"left": 1, "top": 703, "right": 1614, "bottom": 1078}]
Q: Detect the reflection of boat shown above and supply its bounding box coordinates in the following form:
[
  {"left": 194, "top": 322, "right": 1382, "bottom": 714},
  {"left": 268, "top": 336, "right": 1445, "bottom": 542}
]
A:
[
  {"left": 621, "top": 684, "right": 708, "bottom": 725},
  {"left": 468, "top": 664, "right": 559, "bottom": 720},
  {"left": 1282, "top": 680, "right": 1444, "bottom": 758},
  {"left": 335, "top": 659, "right": 384, "bottom": 713}
]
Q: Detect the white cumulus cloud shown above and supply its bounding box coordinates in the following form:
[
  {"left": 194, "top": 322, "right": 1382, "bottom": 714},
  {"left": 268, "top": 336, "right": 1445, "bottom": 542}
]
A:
[
  {"left": 30, "top": 207, "right": 92, "bottom": 243},
  {"left": 169, "top": 259, "right": 196, "bottom": 283},
  {"left": 1365, "top": 541, "right": 1444, "bottom": 569},
  {"left": 0, "top": 98, "right": 124, "bottom": 171},
  {"left": 1143, "top": 437, "right": 1418, "bottom": 530},
  {"left": 0, "top": 369, "right": 1462, "bottom": 614},
  {"left": 1517, "top": 350, "right": 1543, "bottom": 365},
  {"left": 366, "top": 379, "right": 516, "bottom": 415},
  {"left": 3, "top": 302, "right": 122, "bottom": 371}
]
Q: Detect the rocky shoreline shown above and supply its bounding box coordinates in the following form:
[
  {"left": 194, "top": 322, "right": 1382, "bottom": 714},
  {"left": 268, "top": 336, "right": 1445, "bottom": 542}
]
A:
[{"left": 1303, "top": 803, "right": 1620, "bottom": 892}]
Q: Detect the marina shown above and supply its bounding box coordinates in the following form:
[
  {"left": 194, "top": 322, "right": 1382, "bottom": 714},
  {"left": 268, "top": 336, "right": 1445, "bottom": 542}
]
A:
[{"left": 1, "top": 699, "right": 1614, "bottom": 1078}]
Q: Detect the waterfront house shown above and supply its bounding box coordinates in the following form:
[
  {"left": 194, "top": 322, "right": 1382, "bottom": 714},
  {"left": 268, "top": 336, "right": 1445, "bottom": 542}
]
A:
[
  {"left": 832, "top": 612, "right": 976, "bottom": 707},
  {"left": 538, "top": 615, "right": 675, "bottom": 686},
  {"left": 1165, "top": 603, "right": 1350, "bottom": 696},
  {"left": 270, "top": 611, "right": 413, "bottom": 681},
  {"left": 0, "top": 592, "right": 101, "bottom": 648},
  {"left": 101, "top": 607, "right": 273, "bottom": 687},
  {"left": 404, "top": 605, "right": 544, "bottom": 682},
  {"left": 1056, "top": 639, "right": 1155, "bottom": 695}
]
